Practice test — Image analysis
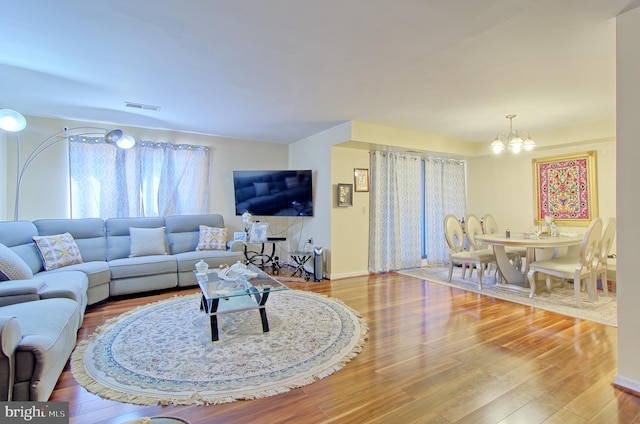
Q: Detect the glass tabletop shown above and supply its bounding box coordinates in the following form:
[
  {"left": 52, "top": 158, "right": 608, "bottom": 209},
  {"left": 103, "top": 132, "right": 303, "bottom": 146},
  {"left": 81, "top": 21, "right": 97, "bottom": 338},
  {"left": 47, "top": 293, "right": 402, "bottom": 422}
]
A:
[{"left": 195, "top": 264, "right": 289, "bottom": 300}]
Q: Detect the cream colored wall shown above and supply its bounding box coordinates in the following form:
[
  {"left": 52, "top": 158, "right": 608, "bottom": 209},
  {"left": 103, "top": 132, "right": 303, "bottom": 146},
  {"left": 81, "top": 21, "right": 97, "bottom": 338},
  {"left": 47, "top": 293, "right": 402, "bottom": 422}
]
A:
[
  {"left": 330, "top": 147, "right": 370, "bottom": 278},
  {"left": 289, "top": 122, "right": 352, "bottom": 278},
  {"left": 466, "top": 138, "right": 616, "bottom": 239},
  {"left": 3, "top": 116, "right": 289, "bottom": 233},
  {"left": 614, "top": 5, "right": 640, "bottom": 393}
]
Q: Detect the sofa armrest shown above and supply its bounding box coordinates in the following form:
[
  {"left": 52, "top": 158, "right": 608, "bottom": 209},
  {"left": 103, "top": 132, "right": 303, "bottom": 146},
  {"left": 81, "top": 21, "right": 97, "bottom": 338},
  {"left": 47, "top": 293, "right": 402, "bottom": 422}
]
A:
[
  {"left": 0, "top": 316, "right": 21, "bottom": 401},
  {"left": 0, "top": 280, "right": 47, "bottom": 298}
]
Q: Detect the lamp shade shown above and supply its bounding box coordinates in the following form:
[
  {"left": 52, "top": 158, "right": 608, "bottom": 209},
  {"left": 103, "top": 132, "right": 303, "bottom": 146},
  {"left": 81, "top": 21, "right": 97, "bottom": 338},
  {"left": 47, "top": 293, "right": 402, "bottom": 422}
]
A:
[
  {"left": 0, "top": 109, "right": 27, "bottom": 132},
  {"left": 116, "top": 134, "right": 136, "bottom": 149}
]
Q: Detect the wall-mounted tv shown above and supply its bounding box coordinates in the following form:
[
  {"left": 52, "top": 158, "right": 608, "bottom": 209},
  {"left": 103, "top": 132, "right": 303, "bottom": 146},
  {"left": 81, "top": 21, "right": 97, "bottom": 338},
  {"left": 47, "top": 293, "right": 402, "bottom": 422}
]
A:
[{"left": 233, "top": 170, "right": 313, "bottom": 217}]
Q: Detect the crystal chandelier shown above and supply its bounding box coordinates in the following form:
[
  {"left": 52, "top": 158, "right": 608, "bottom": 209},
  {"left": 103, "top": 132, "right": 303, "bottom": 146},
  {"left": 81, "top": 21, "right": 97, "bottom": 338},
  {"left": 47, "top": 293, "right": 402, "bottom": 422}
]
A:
[{"left": 490, "top": 114, "right": 536, "bottom": 154}]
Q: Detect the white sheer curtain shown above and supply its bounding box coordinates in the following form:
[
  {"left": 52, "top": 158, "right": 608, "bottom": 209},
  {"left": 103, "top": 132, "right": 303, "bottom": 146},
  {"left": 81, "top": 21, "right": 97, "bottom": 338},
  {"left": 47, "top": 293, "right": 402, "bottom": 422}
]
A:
[
  {"left": 368, "top": 151, "right": 423, "bottom": 273},
  {"left": 423, "top": 158, "right": 467, "bottom": 265},
  {"left": 69, "top": 137, "right": 210, "bottom": 218}
]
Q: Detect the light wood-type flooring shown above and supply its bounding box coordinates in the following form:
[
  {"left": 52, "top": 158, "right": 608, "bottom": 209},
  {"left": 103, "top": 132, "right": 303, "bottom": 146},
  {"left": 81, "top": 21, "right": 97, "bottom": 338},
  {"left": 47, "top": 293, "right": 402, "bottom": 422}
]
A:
[{"left": 52, "top": 271, "right": 640, "bottom": 424}]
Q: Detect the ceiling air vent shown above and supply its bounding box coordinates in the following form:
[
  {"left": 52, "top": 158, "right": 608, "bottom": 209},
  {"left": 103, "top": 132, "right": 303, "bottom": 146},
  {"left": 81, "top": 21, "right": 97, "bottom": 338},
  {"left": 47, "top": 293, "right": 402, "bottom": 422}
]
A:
[{"left": 125, "top": 101, "right": 161, "bottom": 112}]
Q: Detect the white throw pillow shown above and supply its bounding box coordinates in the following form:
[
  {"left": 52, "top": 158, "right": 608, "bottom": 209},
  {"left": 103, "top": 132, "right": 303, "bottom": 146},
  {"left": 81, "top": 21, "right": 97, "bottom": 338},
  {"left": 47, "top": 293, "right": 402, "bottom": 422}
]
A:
[
  {"left": 196, "top": 225, "right": 227, "bottom": 251},
  {"left": 0, "top": 242, "right": 33, "bottom": 281},
  {"left": 32, "top": 232, "right": 84, "bottom": 271},
  {"left": 129, "top": 227, "right": 169, "bottom": 257}
]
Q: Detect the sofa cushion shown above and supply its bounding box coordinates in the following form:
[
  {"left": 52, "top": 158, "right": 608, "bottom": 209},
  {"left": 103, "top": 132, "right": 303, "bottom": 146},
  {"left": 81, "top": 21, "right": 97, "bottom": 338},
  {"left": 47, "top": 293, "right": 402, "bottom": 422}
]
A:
[
  {"left": 40, "top": 261, "right": 110, "bottom": 291},
  {"left": 165, "top": 214, "right": 226, "bottom": 254},
  {"left": 35, "top": 270, "right": 88, "bottom": 321},
  {"left": 0, "top": 242, "right": 33, "bottom": 281},
  {"left": 129, "top": 227, "right": 169, "bottom": 257},
  {"left": 32, "top": 233, "right": 83, "bottom": 271},
  {"left": 34, "top": 218, "right": 107, "bottom": 262},
  {"left": 0, "top": 221, "right": 46, "bottom": 274},
  {"left": 106, "top": 217, "right": 166, "bottom": 260},
  {"left": 109, "top": 256, "right": 177, "bottom": 279},
  {"left": 196, "top": 225, "right": 226, "bottom": 251}
]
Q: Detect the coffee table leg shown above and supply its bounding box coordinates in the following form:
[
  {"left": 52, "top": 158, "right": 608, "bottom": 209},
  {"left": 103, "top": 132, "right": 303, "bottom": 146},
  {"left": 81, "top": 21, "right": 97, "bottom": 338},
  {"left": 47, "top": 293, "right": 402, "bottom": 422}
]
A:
[
  {"left": 210, "top": 315, "right": 219, "bottom": 341},
  {"left": 259, "top": 308, "right": 269, "bottom": 333},
  {"left": 259, "top": 290, "right": 270, "bottom": 333},
  {"left": 209, "top": 298, "right": 220, "bottom": 342}
]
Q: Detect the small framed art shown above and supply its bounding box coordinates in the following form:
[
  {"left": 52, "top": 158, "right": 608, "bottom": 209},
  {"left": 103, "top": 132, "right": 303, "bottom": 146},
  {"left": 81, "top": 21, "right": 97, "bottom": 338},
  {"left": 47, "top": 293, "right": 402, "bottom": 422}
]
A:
[
  {"left": 337, "top": 183, "right": 353, "bottom": 207},
  {"left": 354, "top": 168, "right": 369, "bottom": 192},
  {"left": 233, "top": 231, "right": 247, "bottom": 242},
  {"left": 249, "top": 222, "right": 269, "bottom": 243}
]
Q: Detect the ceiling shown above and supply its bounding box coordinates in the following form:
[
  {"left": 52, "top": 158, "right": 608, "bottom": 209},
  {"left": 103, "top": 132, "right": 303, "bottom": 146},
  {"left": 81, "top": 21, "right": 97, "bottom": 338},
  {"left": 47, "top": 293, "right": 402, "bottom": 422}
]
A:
[{"left": 1, "top": 0, "right": 638, "bottom": 144}]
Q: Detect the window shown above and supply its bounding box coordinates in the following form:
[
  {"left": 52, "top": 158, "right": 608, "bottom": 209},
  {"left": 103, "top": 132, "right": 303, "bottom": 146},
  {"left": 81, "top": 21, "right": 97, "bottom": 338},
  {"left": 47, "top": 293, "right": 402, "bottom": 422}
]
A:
[{"left": 69, "top": 137, "right": 210, "bottom": 218}]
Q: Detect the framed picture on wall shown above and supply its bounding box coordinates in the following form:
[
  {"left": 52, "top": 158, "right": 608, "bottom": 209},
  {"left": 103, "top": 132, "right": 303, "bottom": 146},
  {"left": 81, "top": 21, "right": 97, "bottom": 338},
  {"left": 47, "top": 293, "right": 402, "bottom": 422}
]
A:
[
  {"left": 533, "top": 151, "right": 598, "bottom": 226},
  {"left": 354, "top": 168, "right": 369, "bottom": 192},
  {"left": 337, "top": 183, "right": 353, "bottom": 207}
]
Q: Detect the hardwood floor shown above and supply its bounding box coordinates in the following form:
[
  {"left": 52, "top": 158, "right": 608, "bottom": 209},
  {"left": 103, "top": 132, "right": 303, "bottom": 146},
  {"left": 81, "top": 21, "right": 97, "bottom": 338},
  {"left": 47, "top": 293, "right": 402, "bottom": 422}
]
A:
[{"left": 52, "top": 272, "right": 640, "bottom": 424}]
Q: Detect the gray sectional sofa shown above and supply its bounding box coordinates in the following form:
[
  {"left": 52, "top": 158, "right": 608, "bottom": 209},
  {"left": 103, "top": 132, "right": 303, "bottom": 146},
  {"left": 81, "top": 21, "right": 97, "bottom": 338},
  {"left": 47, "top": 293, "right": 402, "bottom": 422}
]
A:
[{"left": 0, "top": 214, "right": 244, "bottom": 401}]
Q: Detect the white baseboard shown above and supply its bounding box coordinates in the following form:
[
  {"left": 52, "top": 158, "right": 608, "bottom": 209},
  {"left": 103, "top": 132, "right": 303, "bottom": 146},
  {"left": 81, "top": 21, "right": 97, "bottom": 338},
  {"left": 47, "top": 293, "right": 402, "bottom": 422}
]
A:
[
  {"left": 327, "top": 270, "right": 370, "bottom": 280},
  {"left": 614, "top": 374, "right": 640, "bottom": 395}
]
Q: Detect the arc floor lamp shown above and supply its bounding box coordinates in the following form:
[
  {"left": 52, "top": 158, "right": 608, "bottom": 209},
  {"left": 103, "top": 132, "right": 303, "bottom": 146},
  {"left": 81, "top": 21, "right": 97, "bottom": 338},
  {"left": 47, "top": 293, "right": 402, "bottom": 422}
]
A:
[{"left": 0, "top": 109, "right": 136, "bottom": 220}]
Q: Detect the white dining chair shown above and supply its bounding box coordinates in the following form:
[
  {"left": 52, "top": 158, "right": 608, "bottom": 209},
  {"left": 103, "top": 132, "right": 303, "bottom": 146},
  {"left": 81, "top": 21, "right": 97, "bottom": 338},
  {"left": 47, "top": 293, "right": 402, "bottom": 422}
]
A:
[
  {"left": 481, "top": 213, "right": 524, "bottom": 272},
  {"left": 526, "top": 218, "right": 603, "bottom": 307},
  {"left": 595, "top": 217, "right": 616, "bottom": 297},
  {"left": 444, "top": 214, "right": 495, "bottom": 289},
  {"left": 482, "top": 213, "right": 499, "bottom": 235}
]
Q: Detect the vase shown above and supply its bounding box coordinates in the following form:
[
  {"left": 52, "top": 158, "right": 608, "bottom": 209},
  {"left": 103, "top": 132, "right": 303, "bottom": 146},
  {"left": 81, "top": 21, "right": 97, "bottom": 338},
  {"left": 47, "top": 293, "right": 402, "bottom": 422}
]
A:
[{"left": 195, "top": 259, "right": 209, "bottom": 274}]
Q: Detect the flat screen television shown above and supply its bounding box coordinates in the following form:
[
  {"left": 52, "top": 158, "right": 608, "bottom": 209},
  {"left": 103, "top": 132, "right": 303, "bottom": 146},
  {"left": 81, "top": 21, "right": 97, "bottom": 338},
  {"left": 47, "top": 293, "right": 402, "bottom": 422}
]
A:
[{"left": 233, "top": 170, "right": 313, "bottom": 216}]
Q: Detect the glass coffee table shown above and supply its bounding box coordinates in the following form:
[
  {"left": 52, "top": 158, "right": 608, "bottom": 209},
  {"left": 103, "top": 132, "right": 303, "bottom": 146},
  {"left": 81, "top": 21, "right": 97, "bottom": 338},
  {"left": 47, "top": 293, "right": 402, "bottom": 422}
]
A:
[{"left": 195, "top": 265, "right": 289, "bottom": 342}]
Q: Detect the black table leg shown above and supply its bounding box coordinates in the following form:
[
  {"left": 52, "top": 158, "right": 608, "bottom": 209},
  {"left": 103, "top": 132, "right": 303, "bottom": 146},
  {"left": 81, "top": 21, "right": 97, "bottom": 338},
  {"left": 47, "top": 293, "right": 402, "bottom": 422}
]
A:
[
  {"left": 258, "top": 289, "right": 271, "bottom": 333},
  {"left": 209, "top": 298, "right": 220, "bottom": 342},
  {"left": 259, "top": 308, "right": 269, "bottom": 333},
  {"left": 210, "top": 315, "right": 219, "bottom": 341}
]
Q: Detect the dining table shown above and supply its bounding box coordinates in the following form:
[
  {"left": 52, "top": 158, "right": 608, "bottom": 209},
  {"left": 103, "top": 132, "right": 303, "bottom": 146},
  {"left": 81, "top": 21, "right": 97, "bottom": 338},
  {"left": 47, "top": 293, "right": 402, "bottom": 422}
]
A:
[{"left": 475, "top": 232, "right": 584, "bottom": 293}]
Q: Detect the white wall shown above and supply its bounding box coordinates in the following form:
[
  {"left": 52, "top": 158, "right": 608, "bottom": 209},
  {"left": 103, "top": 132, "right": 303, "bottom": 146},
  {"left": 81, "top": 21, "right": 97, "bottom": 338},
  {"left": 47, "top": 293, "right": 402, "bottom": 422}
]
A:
[{"left": 614, "top": 5, "right": 640, "bottom": 393}]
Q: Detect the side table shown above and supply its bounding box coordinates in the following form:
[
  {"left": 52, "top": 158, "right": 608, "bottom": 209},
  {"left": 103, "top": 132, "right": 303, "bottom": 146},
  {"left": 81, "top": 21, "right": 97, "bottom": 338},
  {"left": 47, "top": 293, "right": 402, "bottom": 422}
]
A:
[
  {"left": 244, "top": 238, "right": 286, "bottom": 273},
  {"left": 290, "top": 251, "right": 313, "bottom": 281}
]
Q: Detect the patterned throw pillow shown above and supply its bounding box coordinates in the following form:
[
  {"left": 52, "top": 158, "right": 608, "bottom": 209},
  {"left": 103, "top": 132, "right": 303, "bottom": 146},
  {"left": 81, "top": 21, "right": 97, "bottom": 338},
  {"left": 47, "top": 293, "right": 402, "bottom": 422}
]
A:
[
  {"left": 32, "top": 232, "right": 84, "bottom": 271},
  {"left": 0, "top": 242, "right": 33, "bottom": 281},
  {"left": 196, "top": 225, "right": 227, "bottom": 251},
  {"left": 129, "top": 227, "right": 169, "bottom": 257}
]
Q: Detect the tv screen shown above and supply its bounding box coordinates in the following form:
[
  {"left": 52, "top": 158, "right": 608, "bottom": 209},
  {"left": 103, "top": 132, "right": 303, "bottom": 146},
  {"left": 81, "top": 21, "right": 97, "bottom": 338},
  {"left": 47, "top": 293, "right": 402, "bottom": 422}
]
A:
[{"left": 233, "top": 170, "right": 313, "bottom": 217}]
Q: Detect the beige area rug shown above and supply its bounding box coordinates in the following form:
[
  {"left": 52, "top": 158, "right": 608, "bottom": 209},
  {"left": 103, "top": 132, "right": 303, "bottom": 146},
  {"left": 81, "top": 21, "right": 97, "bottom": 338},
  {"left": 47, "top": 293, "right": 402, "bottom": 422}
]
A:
[
  {"left": 398, "top": 266, "right": 617, "bottom": 327},
  {"left": 72, "top": 290, "right": 368, "bottom": 406}
]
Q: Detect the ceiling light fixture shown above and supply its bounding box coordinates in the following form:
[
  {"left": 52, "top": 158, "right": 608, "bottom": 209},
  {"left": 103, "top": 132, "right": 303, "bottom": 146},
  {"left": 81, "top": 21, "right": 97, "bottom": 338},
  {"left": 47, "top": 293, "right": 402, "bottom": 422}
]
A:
[{"left": 490, "top": 114, "right": 536, "bottom": 154}]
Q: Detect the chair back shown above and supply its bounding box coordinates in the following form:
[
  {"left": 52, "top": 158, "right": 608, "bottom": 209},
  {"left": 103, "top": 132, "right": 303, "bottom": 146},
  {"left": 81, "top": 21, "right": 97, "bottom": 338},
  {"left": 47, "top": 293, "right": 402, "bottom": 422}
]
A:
[
  {"left": 578, "top": 218, "right": 603, "bottom": 267},
  {"left": 465, "top": 215, "right": 484, "bottom": 250},
  {"left": 483, "top": 214, "right": 498, "bottom": 234},
  {"left": 599, "top": 217, "right": 616, "bottom": 262},
  {"left": 444, "top": 215, "right": 464, "bottom": 251}
]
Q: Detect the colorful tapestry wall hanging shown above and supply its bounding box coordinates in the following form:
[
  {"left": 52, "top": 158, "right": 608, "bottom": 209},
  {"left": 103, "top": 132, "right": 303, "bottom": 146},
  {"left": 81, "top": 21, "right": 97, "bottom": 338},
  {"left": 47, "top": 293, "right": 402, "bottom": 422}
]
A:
[{"left": 533, "top": 151, "right": 598, "bottom": 226}]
